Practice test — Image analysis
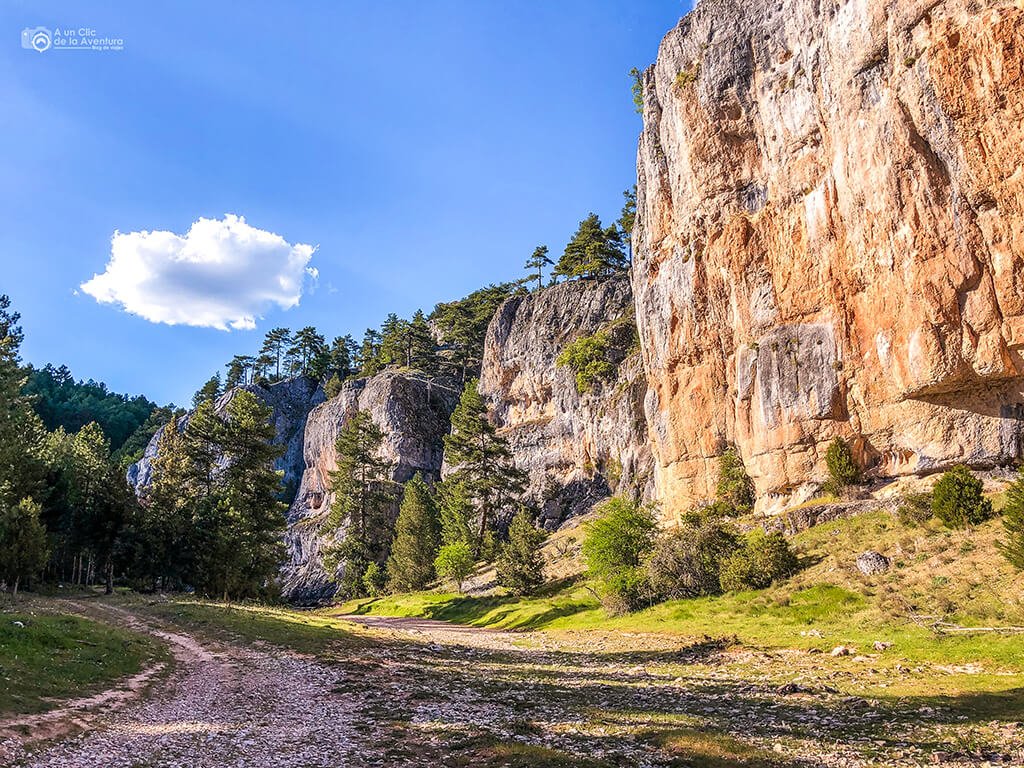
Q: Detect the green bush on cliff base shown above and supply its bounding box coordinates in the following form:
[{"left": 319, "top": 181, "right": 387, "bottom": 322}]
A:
[
  {"left": 932, "top": 464, "right": 993, "bottom": 528},
  {"left": 582, "top": 497, "right": 658, "bottom": 614},
  {"left": 719, "top": 529, "right": 800, "bottom": 592},
  {"left": 823, "top": 437, "right": 861, "bottom": 496}
]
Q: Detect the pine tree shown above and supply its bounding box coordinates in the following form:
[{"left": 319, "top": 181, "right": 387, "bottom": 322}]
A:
[
  {"left": 324, "top": 411, "right": 395, "bottom": 597},
  {"left": 386, "top": 474, "right": 440, "bottom": 592},
  {"left": 524, "top": 245, "right": 553, "bottom": 291},
  {"left": 327, "top": 335, "right": 359, "bottom": 380},
  {"left": 999, "top": 466, "right": 1024, "bottom": 571},
  {"left": 214, "top": 390, "right": 286, "bottom": 600},
  {"left": 437, "top": 479, "right": 474, "bottom": 547},
  {"left": 141, "top": 416, "right": 195, "bottom": 590},
  {"left": 357, "top": 329, "right": 383, "bottom": 376},
  {"left": 443, "top": 380, "right": 525, "bottom": 557},
  {"left": 407, "top": 310, "right": 438, "bottom": 372},
  {"left": 629, "top": 67, "right": 643, "bottom": 114},
  {"left": 496, "top": 509, "right": 546, "bottom": 596},
  {"left": 379, "top": 314, "right": 409, "bottom": 368},
  {"left": 288, "top": 326, "right": 329, "bottom": 378},
  {"left": 225, "top": 355, "right": 254, "bottom": 389},
  {"left": 618, "top": 186, "right": 636, "bottom": 262},
  {"left": 0, "top": 295, "right": 43, "bottom": 503},
  {"left": 553, "top": 213, "right": 628, "bottom": 279},
  {"left": 260, "top": 327, "right": 292, "bottom": 380},
  {"left": 0, "top": 496, "right": 48, "bottom": 597},
  {"left": 192, "top": 373, "right": 222, "bottom": 409}
]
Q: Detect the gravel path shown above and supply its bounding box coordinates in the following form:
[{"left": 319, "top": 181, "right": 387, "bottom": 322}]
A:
[{"left": 6, "top": 605, "right": 357, "bottom": 768}]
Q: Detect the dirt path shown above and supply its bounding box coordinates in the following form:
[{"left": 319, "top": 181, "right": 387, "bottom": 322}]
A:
[
  {"left": 3, "top": 605, "right": 1018, "bottom": 767},
  {"left": 4, "top": 603, "right": 358, "bottom": 768}
]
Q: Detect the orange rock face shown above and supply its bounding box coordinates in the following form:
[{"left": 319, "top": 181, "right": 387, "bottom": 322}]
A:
[{"left": 633, "top": 0, "right": 1024, "bottom": 517}]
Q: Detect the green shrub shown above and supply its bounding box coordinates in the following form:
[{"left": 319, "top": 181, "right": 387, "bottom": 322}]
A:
[
  {"left": 361, "top": 562, "right": 386, "bottom": 597},
  {"left": 998, "top": 466, "right": 1024, "bottom": 570},
  {"left": 582, "top": 497, "right": 658, "bottom": 614},
  {"left": 557, "top": 333, "right": 616, "bottom": 393},
  {"left": 646, "top": 519, "right": 740, "bottom": 599},
  {"left": 931, "top": 465, "right": 993, "bottom": 528},
  {"left": 323, "top": 374, "right": 343, "bottom": 399},
  {"left": 719, "top": 529, "right": 799, "bottom": 592},
  {"left": 434, "top": 542, "right": 474, "bottom": 592},
  {"left": 896, "top": 492, "right": 933, "bottom": 526},
  {"left": 496, "top": 510, "right": 546, "bottom": 596},
  {"left": 824, "top": 437, "right": 861, "bottom": 495},
  {"left": 715, "top": 446, "right": 755, "bottom": 514}
]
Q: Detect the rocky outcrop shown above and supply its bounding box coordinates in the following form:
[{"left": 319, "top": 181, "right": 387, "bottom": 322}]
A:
[
  {"left": 281, "top": 370, "right": 459, "bottom": 602},
  {"left": 479, "top": 275, "right": 653, "bottom": 526},
  {"left": 634, "top": 0, "right": 1024, "bottom": 517},
  {"left": 127, "top": 376, "right": 324, "bottom": 499}
]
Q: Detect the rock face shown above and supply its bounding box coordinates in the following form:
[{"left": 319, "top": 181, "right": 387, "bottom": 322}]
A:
[
  {"left": 127, "top": 377, "right": 324, "bottom": 499},
  {"left": 281, "top": 370, "right": 459, "bottom": 602},
  {"left": 634, "top": 0, "right": 1024, "bottom": 517},
  {"left": 479, "top": 275, "right": 653, "bottom": 526}
]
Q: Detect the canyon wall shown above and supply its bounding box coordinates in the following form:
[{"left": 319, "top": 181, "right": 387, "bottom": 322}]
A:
[
  {"left": 479, "top": 276, "right": 653, "bottom": 526},
  {"left": 634, "top": 0, "right": 1024, "bottom": 517},
  {"left": 281, "top": 370, "right": 459, "bottom": 602}
]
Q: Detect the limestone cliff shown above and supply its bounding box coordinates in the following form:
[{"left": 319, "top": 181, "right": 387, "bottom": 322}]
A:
[
  {"left": 127, "top": 376, "right": 324, "bottom": 498},
  {"left": 634, "top": 0, "right": 1024, "bottom": 517},
  {"left": 479, "top": 276, "right": 653, "bottom": 525},
  {"left": 281, "top": 370, "right": 459, "bottom": 602}
]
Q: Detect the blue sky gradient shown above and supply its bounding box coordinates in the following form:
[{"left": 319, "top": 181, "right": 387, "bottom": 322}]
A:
[{"left": 1, "top": 0, "right": 690, "bottom": 405}]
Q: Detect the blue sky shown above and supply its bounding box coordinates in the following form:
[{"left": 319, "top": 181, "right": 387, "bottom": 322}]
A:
[{"left": 1, "top": 0, "right": 690, "bottom": 406}]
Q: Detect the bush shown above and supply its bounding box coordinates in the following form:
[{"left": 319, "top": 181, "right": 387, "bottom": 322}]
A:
[
  {"left": 323, "top": 374, "right": 343, "bottom": 399},
  {"left": 896, "top": 492, "right": 933, "bottom": 526},
  {"left": 434, "top": 542, "right": 474, "bottom": 592},
  {"left": 496, "top": 510, "right": 546, "bottom": 596},
  {"left": 719, "top": 529, "right": 799, "bottom": 592},
  {"left": 715, "top": 446, "right": 755, "bottom": 514},
  {"left": 931, "top": 465, "right": 993, "bottom": 528},
  {"left": 646, "top": 519, "right": 740, "bottom": 599},
  {"left": 557, "top": 333, "right": 616, "bottom": 393},
  {"left": 582, "top": 497, "right": 658, "bottom": 614},
  {"left": 998, "top": 466, "right": 1024, "bottom": 571},
  {"left": 361, "top": 562, "right": 386, "bottom": 597},
  {"left": 824, "top": 437, "right": 861, "bottom": 495}
]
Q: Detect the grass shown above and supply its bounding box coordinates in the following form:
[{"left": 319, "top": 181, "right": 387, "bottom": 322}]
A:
[
  {"left": 337, "top": 509, "right": 1024, "bottom": 714},
  {"left": 134, "top": 598, "right": 369, "bottom": 656},
  {"left": 0, "top": 609, "right": 165, "bottom": 715}
]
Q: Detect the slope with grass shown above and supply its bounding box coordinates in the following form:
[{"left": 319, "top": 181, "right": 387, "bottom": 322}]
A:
[{"left": 0, "top": 606, "right": 165, "bottom": 716}]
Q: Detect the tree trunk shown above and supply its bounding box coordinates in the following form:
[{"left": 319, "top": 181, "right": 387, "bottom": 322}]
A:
[
  {"left": 12, "top": 576, "right": 19, "bottom": 600},
  {"left": 105, "top": 561, "right": 113, "bottom": 595}
]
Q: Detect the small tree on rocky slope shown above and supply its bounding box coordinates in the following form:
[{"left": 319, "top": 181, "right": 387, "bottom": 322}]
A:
[
  {"left": 931, "top": 465, "right": 992, "bottom": 528},
  {"left": 998, "top": 466, "right": 1024, "bottom": 570},
  {"left": 386, "top": 474, "right": 440, "bottom": 593},
  {"left": 496, "top": 509, "right": 546, "bottom": 596},
  {"left": 325, "top": 411, "right": 396, "bottom": 598},
  {"left": 443, "top": 381, "right": 525, "bottom": 558}
]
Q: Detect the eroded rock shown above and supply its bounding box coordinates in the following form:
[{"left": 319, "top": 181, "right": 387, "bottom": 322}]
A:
[{"left": 633, "top": 0, "right": 1024, "bottom": 519}]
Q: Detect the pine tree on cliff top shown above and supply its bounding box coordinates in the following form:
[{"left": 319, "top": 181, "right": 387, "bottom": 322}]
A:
[
  {"left": 553, "top": 213, "right": 628, "bottom": 279},
  {"left": 524, "top": 245, "right": 553, "bottom": 291}
]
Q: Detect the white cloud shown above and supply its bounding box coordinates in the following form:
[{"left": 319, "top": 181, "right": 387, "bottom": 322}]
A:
[{"left": 81, "top": 214, "right": 317, "bottom": 331}]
